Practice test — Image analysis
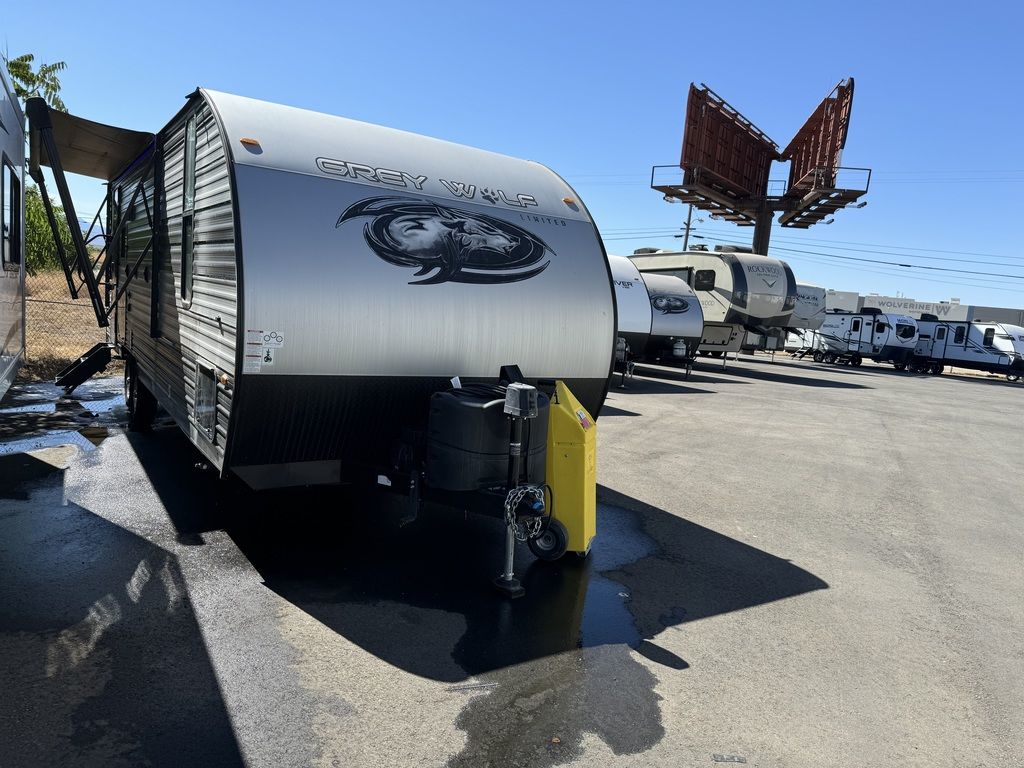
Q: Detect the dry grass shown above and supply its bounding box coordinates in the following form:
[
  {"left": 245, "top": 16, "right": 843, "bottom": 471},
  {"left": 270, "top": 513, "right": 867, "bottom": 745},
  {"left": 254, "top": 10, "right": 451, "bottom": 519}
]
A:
[{"left": 20, "top": 269, "right": 112, "bottom": 382}]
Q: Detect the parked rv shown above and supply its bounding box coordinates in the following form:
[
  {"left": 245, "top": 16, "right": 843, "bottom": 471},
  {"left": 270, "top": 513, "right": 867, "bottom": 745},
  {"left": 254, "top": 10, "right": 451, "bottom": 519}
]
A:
[
  {"left": 0, "top": 68, "right": 25, "bottom": 400},
  {"left": 608, "top": 254, "right": 703, "bottom": 375},
  {"left": 26, "top": 89, "right": 615, "bottom": 581},
  {"left": 813, "top": 309, "right": 918, "bottom": 368},
  {"left": 911, "top": 316, "right": 1024, "bottom": 379},
  {"left": 628, "top": 246, "right": 797, "bottom": 362},
  {"left": 784, "top": 283, "right": 826, "bottom": 356}
]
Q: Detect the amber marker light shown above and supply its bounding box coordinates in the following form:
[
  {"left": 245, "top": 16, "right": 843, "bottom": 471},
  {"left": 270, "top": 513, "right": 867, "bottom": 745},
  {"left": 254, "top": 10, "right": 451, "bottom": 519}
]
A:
[
  {"left": 562, "top": 197, "right": 576, "bottom": 205},
  {"left": 240, "top": 137, "right": 261, "bottom": 147}
]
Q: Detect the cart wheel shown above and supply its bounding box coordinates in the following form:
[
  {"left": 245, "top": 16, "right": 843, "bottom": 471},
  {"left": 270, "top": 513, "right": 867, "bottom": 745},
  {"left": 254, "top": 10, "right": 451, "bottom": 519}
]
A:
[
  {"left": 812, "top": 351, "right": 824, "bottom": 363},
  {"left": 125, "top": 356, "right": 157, "bottom": 432},
  {"left": 851, "top": 355, "right": 862, "bottom": 367},
  {"left": 528, "top": 519, "right": 569, "bottom": 562}
]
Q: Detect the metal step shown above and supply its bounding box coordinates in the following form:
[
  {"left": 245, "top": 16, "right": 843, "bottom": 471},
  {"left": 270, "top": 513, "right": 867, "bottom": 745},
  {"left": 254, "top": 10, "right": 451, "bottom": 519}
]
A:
[{"left": 54, "top": 343, "right": 114, "bottom": 392}]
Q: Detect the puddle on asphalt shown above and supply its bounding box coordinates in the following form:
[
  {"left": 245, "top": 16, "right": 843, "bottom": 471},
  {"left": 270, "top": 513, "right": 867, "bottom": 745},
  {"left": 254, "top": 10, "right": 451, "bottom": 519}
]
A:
[{"left": 0, "top": 377, "right": 124, "bottom": 455}]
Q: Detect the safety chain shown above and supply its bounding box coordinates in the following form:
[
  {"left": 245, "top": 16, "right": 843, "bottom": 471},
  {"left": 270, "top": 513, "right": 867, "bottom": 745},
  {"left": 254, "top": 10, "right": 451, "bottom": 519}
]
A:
[{"left": 504, "top": 484, "right": 546, "bottom": 542}]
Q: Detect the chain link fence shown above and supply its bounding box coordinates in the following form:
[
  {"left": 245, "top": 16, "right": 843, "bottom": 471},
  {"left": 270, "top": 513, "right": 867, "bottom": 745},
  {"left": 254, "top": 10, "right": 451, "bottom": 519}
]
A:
[{"left": 21, "top": 267, "right": 112, "bottom": 382}]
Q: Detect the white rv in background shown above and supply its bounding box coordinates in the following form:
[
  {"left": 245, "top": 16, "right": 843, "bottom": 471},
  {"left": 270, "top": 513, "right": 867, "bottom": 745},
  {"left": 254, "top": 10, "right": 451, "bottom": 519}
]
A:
[
  {"left": 629, "top": 246, "right": 797, "bottom": 360},
  {"left": 911, "top": 317, "right": 1024, "bottom": 379},
  {"left": 608, "top": 254, "right": 704, "bottom": 371},
  {"left": 784, "top": 283, "right": 827, "bottom": 354},
  {"left": 0, "top": 68, "right": 26, "bottom": 400},
  {"left": 814, "top": 310, "right": 918, "bottom": 368}
]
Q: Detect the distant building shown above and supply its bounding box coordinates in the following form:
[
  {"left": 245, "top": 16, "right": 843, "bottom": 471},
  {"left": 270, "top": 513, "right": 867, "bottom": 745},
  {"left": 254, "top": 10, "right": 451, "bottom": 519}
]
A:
[{"left": 823, "top": 290, "right": 1021, "bottom": 324}]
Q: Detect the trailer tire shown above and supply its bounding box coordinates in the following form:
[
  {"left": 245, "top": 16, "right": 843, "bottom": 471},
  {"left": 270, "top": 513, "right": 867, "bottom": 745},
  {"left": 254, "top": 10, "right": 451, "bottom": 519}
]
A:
[
  {"left": 930, "top": 363, "right": 944, "bottom": 375},
  {"left": 812, "top": 351, "right": 824, "bottom": 363},
  {"left": 823, "top": 353, "right": 835, "bottom": 364},
  {"left": 1008, "top": 374, "right": 1020, "bottom": 383},
  {"left": 851, "top": 355, "right": 862, "bottom": 367},
  {"left": 125, "top": 357, "right": 157, "bottom": 432},
  {"left": 893, "top": 363, "right": 907, "bottom": 371},
  {"left": 528, "top": 519, "right": 569, "bottom": 561}
]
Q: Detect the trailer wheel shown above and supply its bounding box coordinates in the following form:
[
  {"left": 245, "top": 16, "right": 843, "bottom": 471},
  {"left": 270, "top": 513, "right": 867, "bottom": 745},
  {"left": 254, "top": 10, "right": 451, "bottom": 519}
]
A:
[
  {"left": 893, "top": 363, "right": 907, "bottom": 371},
  {"left": 851, "top": 355, "right": 862, "bottom": 367},
  {"left": 823, "top": 353, "right": 835, "bottom": 364},
  {"left": 812, "top": 351, "right": 824, "bottom": 363},
  {"left": 528, "top": 519, "right": 569, "bottom": 561},
  {"left": 1008, "top": 374, "right": 1020, "bottom": 383},
  {"left": 930, "top": 363, "right": 944, "bottom": 375},
  {"left": 125, "top": 357, "right": 157, "bottom": 431}
]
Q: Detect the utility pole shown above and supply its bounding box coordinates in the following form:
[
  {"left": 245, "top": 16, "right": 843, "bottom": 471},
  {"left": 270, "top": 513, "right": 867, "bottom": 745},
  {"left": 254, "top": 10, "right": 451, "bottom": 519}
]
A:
[{"left": 682, "top": 204, "right": 693, "bottom": 251}]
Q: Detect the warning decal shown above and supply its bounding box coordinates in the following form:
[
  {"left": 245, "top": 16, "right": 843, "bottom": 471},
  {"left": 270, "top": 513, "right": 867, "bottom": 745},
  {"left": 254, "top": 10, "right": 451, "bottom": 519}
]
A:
[{"left": 244, "top": 329, "right": 285, "bottom": 374}]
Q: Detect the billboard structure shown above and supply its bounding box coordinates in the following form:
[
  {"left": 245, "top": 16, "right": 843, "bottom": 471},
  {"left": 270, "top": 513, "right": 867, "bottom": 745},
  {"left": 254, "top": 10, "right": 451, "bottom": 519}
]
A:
[{"left": 652, "top": 79, "right": 870, "bottom": 252}]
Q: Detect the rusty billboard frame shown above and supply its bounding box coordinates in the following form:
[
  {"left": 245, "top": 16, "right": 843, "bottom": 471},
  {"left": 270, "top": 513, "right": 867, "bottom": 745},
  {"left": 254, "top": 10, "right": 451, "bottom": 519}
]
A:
[
  {"left": 680, "top": 83, "right": 779, "bottom": 201},
  {"left": 780, "top": 78, "right": 855, "bottom": 195}
]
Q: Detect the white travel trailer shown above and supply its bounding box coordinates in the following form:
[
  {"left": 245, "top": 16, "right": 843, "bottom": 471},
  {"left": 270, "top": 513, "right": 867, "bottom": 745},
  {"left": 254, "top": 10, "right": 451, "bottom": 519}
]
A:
[
  {"left": 26, "top": 89, "right": 616, "bottom": 577},
  {"left": 814, "top": 309, "right": 918, "bottom": 368},
  {"left": 608, "top": 254, "right": 703, "bottom": 367},
  {"left": 0, "top": 69, "right": 25, "bottom": 400},
  {"left": 628, "top": 247, "right": 797, "bottom": 359},
  {"left": 784, "top": 283, "right": 827, "bottom": 355},
  {"left": 911, "top": 316, "right": 1024, "bottom": 379}
]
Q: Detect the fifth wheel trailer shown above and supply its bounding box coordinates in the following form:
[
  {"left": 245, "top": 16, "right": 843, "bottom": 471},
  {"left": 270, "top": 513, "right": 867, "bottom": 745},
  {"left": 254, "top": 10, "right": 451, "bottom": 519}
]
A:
[
  {"left": 628, "top": 247, "right": 797, "bottom": 359},
  {"left": 0, "top": 68, "right": 25, "bottom": 401},
  {"left": 911, "top": 317, "right": 1024, "bottom": 378},
  {"left": 26, "top": 88, "right": 616, "bottom": 584}
]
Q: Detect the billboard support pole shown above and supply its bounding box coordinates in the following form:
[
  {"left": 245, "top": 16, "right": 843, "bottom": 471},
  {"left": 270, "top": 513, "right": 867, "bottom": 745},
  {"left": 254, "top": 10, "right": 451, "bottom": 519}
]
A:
[{"left": 753, "top": 206, "right": 774, "bottom": 255}]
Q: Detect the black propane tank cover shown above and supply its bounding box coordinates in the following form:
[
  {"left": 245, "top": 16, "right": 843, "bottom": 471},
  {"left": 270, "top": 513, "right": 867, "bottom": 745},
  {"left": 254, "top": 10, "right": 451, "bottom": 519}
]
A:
[{"left": 425, "top": 385, "right": 549, "bottom": 492}]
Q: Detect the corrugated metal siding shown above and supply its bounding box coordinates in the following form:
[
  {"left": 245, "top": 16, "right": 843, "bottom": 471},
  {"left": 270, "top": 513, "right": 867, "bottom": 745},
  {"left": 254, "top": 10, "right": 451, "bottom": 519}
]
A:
[{"left": 117, "top": 98, "right": 237, "bottom": 469}]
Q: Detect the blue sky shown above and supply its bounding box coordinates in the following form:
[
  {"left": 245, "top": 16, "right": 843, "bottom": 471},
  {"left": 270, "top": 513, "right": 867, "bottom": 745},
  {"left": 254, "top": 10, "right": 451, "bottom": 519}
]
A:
[{"left": 7, "top": 0, "right": 1023, "bottom": 307}]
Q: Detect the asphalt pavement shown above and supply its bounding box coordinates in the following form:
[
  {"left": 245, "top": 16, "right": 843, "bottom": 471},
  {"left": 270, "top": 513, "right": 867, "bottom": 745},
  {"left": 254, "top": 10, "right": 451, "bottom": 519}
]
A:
[{"left": 0, "top": 358, "right": 1020, "bottom": 767}]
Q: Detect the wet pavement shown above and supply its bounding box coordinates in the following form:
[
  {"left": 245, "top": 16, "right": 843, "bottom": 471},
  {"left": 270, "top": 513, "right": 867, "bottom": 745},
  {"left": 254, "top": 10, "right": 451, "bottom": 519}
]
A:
[{"left": 1, "top": 359, "right": 1021, "bottom": 766}]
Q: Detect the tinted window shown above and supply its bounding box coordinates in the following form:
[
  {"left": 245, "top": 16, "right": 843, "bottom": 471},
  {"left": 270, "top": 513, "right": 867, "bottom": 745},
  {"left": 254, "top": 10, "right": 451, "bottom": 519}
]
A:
[
  {"left": 875, "top": 321, "right": 887, "bottom": 334},
  {"left": 936, "top": 327, "right": 946, "bottom": 341},
  {"left": 181, "top": 114, "right": 197, "bottom": 304},
  {"left": 852, "top": 319, "right": 861, "bottom": 332},
  {"left": 983, "top": 328, "right": 995, "bottom": 347},
  {"left": 896, "top": 323, "right": 915, "bottom": 340},
  {"left": 1, "top": 157, "right": 21, "bottom": 268},
  {"left": 694, "top": 269, "right": 715, "bottom": 291},
  {"left": 954, "top": 326, "right": 965, "bottom": 344}
]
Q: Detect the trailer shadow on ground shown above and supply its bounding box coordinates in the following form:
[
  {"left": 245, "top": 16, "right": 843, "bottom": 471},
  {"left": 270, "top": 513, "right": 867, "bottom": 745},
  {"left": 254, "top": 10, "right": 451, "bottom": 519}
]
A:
[
  {"left": 0, "top": 452, "right": 245, "bottom": 768},
  {"left": 652, "top": 362, "right": 874, "bottom": 390},
  {"left": 126, "top": 427, "right": 828, "bottom": 766},
  {"left": 605, "top": 374, "right": 716, "bottom": 396}
]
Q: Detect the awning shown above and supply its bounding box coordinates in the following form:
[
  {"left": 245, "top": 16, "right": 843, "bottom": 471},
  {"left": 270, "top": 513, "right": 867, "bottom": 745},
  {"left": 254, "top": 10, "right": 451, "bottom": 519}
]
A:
[{"left": 26, "top": 97, "right": 153, "bottom": 180}]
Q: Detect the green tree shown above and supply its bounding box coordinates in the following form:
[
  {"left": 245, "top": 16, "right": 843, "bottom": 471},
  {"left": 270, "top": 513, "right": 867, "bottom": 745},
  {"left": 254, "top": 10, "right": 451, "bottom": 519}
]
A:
[
  {"left": 5, "top": 53, "right": 67, "bottom": 112},
  {"left": 25, "top": 186, "right": 73, "bottom": 276}
]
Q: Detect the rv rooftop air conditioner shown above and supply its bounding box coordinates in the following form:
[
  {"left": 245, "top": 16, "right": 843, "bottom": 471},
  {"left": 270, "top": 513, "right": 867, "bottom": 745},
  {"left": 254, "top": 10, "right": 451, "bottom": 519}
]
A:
[
  {"left": 633, "top": 247, "right": 661, "bottom": 255},
  {"left": 714, "top": 244, "right": 755, "bottom": 254},
  {"left": 690, "top": 244, "right": 709, "bottom": 251},
  {"left": 861, "top": 307, "right": 882, "bottom": 315},
  {"left": 919, "top": 313, "right": 939, "bottom": 322}
]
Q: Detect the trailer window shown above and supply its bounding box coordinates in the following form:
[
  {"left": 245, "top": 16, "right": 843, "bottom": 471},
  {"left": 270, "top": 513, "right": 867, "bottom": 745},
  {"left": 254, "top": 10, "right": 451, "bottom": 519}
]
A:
[
  {"left": 851, "top": 319, "right": 861, "bottom": 332},
  {"left": 694, "top": 270, "right": 715, "bottom": 291},
  {"left": 954, "top": 326, "right": 965, "bottom": 344},
  {"left": 983, "top": 328, "right": 995, "bottom": 347},
  {"left": 181, "top": 114, "right": 197, "bottom": 305},
  {"left": 183, "top": 115, "right": 197, "bottom": 214},
  {"left": 875, "top": 321, "right": 887, "bottom": 333},
  {"left": 936, "top": 327, "right": 946, "bottom": 341},
  {"left": 896, "top": 323, "right": 915, "bottom": 340},
  {"left": 2, "top": 157, "right": 21, "bottom": 268},
  {"left": 181, "top": 215, "right": 194, "bottom": 304}
]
